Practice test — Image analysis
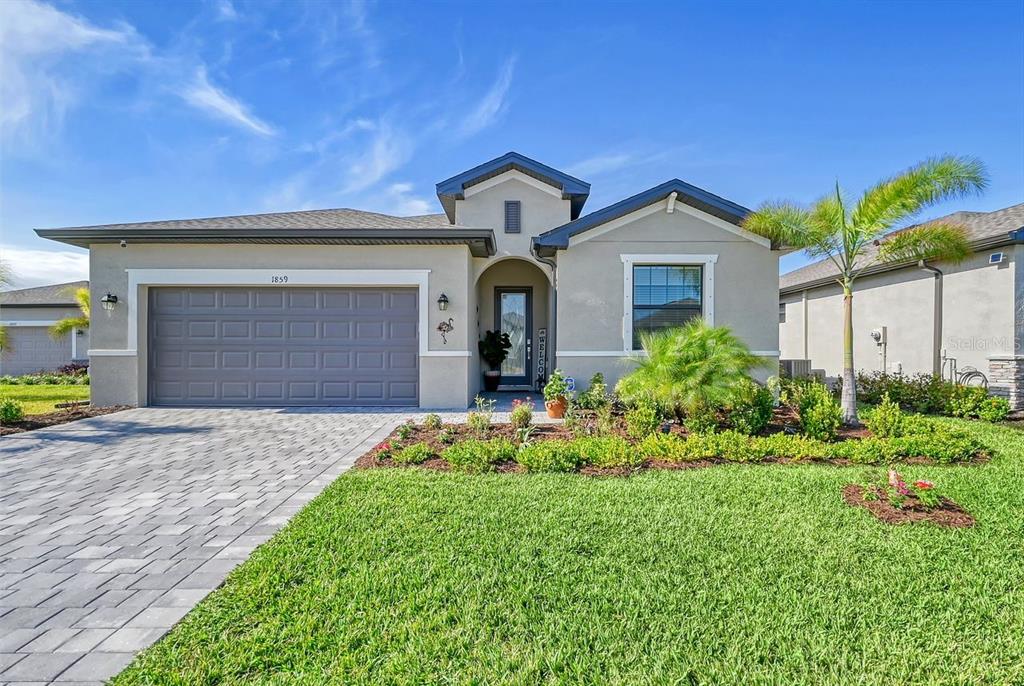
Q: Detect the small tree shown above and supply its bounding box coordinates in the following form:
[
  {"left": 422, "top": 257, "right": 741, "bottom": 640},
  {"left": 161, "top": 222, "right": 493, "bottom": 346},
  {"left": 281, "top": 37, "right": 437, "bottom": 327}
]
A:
[
  {"left": 0, "top": 261, "right": 13, "bottom": 351},
  {"left": 743, "top": 156, "right": 986, "bottom": 424},
  {"left": 615, "top": 319, "right": 763, "bottom": 422},
  {"left": 50, "top": 287, "right": 90, "bottom": 339}
]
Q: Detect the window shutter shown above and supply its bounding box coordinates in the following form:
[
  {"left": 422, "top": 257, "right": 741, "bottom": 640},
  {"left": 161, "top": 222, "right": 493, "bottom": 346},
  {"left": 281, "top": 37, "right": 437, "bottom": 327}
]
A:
[{"left": 504, "top": 201, "right": 521, "bottom": 233}]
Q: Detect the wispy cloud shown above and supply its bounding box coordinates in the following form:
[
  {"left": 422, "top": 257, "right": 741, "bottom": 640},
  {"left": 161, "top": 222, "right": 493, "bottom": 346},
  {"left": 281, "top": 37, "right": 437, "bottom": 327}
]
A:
[
  {"left": 215, "top": 0, "right": 239, "bottom": 21},
  {"left": 179, "top": 67, "right": 275, "bottom": 136},
  {"left": 566, "top": 153, "right": 635, "bottom": 178},
  {"left": 458, "top": 55, "right": 516, "bottom": 137},
  {"left": 0, "top": 245, "right": 89, "bottom": 289},
  {"left": 342, "top": 120, "right": 412, "bottom": 193},
  {"left": 377, "top": 183, "right": 433, "bottom": 216}
]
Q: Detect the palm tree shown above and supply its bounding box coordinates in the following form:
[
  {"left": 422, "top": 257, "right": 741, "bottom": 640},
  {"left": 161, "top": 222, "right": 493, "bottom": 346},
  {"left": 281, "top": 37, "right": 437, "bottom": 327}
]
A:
[
  {"left": 616, "top": 319, "right": 763, "bottom": 422},
  {"left": 742, "top": 156, "right": 987, "bottom": 424},
  {"left": 50, "top": 287, "right": 90, "bottom": 339},
  {"left": 0, "top": 261, "right": 12, "bottom": 351}
]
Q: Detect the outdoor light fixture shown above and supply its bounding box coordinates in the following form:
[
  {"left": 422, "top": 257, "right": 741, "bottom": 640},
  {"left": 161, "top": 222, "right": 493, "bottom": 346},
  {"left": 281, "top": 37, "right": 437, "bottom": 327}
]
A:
[
  {"left": 437, "top": 293, "right": 449, "bottom": 311},
  {"left": 100, "top": 293, "right": 118, "bottom": 311}
]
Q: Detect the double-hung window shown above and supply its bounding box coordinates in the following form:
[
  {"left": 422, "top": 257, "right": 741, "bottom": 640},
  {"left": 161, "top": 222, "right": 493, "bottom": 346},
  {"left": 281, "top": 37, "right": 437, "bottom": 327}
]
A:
[{"left": 631, "top": 264, "right": 703, "bottom": 349}]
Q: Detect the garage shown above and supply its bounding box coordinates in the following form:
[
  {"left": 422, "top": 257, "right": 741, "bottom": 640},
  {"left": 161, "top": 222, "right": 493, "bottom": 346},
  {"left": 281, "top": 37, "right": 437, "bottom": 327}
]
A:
[
  {"left": 148, "top": 286, "right": 418, "bottom": 406},
  {"left": 0, "top": 327, "right": 74, "bottom": 376}
]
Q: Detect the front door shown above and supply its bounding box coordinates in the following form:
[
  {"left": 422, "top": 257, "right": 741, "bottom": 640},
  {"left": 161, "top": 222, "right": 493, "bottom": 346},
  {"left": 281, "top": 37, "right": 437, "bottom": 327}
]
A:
[{"left": 495, "top": 287, "right": 532, "bottom": 387}]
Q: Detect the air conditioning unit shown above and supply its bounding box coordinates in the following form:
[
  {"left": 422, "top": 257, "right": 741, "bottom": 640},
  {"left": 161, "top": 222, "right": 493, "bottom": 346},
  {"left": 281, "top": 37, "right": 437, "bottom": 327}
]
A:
[
  {"left": 990, "top": 252, "right": 1006, "bottom": 265},
  {"left": 780, "top": 359, "right": 812, "bottom": 378}
]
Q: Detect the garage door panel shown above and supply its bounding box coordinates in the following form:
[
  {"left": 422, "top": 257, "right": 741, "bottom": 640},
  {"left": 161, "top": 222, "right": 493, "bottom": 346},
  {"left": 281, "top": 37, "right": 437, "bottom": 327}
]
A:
[{"left": 149, "top": 286, "right": 418, "bottom": 406}]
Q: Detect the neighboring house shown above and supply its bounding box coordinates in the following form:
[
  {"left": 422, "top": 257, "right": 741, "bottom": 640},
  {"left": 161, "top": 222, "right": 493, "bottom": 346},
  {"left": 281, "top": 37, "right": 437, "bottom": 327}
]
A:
[
  {"left": 0, "top": 280, "right": 90, "bottom": 376},
  {"left": 37, "top": 152, "right": 782, "bottom": 409},
  {"left": 779, "top": 203, "right": 1024, "bottom": 407}
]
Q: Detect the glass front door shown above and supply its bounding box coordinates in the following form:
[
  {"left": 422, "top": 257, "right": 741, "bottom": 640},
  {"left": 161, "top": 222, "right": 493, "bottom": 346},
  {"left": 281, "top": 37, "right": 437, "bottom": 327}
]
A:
[{"left": 495, "top": 288, "right": 532, "bottom": 386}]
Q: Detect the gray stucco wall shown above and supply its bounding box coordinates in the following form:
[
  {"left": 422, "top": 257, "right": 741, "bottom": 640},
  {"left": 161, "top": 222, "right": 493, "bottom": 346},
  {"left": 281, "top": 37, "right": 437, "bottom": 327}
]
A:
[
  {"left": 779, "top": 248, "right": 1016, "bottom": 378},
  {"left": 1, "top": 305, "right": 90, "bottom": 374}
]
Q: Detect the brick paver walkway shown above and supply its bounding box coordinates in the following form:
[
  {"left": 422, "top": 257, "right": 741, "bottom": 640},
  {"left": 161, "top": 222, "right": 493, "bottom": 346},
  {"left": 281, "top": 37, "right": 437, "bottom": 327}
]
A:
[{"left": 0, "top": 408, "right": 406, "bottom": 684}]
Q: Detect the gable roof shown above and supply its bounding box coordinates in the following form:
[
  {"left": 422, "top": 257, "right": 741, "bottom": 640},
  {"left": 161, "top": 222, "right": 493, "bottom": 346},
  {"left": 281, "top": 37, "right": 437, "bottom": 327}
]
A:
[
  {"left": 435, "top": 152, "right": 591, "bottom": 222},
  {"left": 36, "top": 208, "right": 497, "bottom": 257},
  {"left": 780, "top": 202, "right": 1024, "bottom": 293},
  {"left": 1, "top": 280, "right": 88, "bottom": 308},
  {"left": 532, "top": 179, "right": 752, "bottom": 256}
]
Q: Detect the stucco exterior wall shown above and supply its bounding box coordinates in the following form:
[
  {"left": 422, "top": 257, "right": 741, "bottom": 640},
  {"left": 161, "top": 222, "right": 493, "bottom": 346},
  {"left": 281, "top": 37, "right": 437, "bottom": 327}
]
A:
[
  {"left": 88, "top": 243, "right": 475, "bottom": 408},
  {"left": 0, "top": 305, "right": 90, "bottom": 372},
  {"left": 554, "top": 202, "right": 781, "bottom": 388},
  {"left": 779, "top": 249, "right": 1016, "bottom": 378}
]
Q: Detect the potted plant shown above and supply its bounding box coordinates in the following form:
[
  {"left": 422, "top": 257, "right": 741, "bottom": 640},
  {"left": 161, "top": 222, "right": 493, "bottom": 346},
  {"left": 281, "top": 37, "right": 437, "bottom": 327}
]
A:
[
  {"left": 478, "top": 330, "right": 512, "bottom": 392},
  {"left": 543, "top": 368, "right": 572, "bottom": 418}
]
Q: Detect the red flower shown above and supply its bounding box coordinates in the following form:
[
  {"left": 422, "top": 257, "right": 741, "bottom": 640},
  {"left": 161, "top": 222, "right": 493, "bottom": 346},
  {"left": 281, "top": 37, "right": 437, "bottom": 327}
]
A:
[{"left": 914, "top": 480, "right": 934, "bottom": 490}]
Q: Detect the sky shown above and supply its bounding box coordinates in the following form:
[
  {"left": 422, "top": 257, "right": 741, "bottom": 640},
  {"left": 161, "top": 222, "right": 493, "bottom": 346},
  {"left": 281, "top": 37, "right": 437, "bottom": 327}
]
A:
[{"left": 1, "top": 0, "right": 1022, "bottom": 288}]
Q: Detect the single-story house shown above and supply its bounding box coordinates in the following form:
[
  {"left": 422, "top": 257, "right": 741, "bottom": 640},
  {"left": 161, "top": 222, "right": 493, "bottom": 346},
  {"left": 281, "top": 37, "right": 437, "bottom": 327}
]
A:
[
  {"left": 779, "top": 202, "right": 1024, "bottom": 407},
  {"left": 37, "top": 152, "right": 782, "bottom": 409},
  {"left": 0, "top": 280, "right": 90, "bottom": 376}
]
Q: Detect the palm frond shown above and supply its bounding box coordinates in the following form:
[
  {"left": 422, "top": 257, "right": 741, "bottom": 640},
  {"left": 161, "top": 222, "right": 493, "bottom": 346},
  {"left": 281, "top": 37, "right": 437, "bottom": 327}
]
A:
[
  {"left": 0, "top": 325, "right": 9, "bottom": 351},
  {"left": 851, "top": 156, "right": 988, "bottom": 237},
  {"left": 876, "top": 222, "right": 972, "bottom": 265},
  {"left": 49, "top": 316, "right": 89, "bottom": 339},
  {"left": 0, "top": 260, "right": 12, "bottom": 289},
  {"left": 741, "top": 201, "right": 815, "bottom": 250}
]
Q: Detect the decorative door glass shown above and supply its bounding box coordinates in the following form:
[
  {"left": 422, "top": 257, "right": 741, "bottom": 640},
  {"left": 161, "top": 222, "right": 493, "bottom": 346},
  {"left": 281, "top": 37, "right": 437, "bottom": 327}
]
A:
[{"left": 499, "top": 291, "right": 527, "bottom": 378}]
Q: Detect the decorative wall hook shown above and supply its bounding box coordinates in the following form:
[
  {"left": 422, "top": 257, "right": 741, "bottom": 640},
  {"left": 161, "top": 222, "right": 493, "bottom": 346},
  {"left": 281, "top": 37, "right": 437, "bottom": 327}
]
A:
[{"left": 436, "top": 318, "right": 454, "bottom": 344}]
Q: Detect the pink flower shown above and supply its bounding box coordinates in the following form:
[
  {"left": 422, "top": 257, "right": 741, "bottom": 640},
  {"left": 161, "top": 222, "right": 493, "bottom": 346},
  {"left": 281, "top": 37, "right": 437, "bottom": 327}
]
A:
[
  {"left": 888, "top": 469, "right": 910, "bottom": 496},
  {"left": 914, "top": 480, "right": 934, "bottom": 490}
]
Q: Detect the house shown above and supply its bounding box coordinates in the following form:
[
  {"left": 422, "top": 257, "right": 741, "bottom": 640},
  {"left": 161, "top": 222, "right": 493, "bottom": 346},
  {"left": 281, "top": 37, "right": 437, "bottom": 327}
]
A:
[
  {"left": 36, "top": 152, "right": 782, "bottom": 408},
  {"left": 779, "top": 202, "right": 1024, "bottom": 407},
  {"left": 0, "top": 281, "right": 90, "bottom": 376}
]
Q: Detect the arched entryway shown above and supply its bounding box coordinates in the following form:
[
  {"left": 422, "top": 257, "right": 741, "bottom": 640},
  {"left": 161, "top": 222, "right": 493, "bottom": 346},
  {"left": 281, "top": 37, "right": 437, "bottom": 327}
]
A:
[{"left": 475, "top": 257, "right": 551, "bottom": 391}]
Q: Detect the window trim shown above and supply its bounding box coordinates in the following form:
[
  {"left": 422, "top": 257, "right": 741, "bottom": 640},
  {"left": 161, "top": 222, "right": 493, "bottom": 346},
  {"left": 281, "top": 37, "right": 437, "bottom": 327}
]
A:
[
  {"left": 620, "top": 254, "right": 717, "bottom": 352},
  {"left": 504, "top": 200, "right": 522, "bottom": 233}
]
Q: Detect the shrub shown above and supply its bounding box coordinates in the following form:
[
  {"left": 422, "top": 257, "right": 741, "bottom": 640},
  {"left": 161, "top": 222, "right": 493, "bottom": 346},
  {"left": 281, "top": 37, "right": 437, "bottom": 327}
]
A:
[
  {"left": 467, "top": 395, "right": 495, "bottom": 436},
  {"left": 727, "top": 378, "right": 774, "bottom": 435},
  {"left": 595, "top": 403, "right": 616, "bottom": 436},
  {"left": 757, "top": 432, "right": 828, "bottom": 460},
  {"left": 0, "top": 398, "right": 25, "bottom": 423},
  {"left": 684, "top": 403, "right": 719, "bottom": 435},
  {"left": 509, "top": 398, "right": 533, "bottom": 429},
  {"left": 576, "top": 373, "right": 608, "bottom": 410},
  {"left": 947, "top": 386, "right": 1010, "bottom": 422},
  {"left": 516, "top": 440, "right": 581, "bottom": 472},
  {"left": 978, "top": 396, "right": 1010, "bottom": 423},
  {"left": 637, "top": 433, "right": 686, "bottom": 461},
  {"left": 423, "top": 413, "right": 443, "bottom": 430},
  {"left": 862, "top": 393, "right": 904, "bottom": 438},
  {"left": 796, "top": 383, "right": 843, "bottom": 441},
  {"left": 438, "top": 427, "right": 457, "bottom": 444},
  {"left": 615, "top": 320, "right": 764, "bottom": 422},
  {"left": 625, "top": 396, "right": 662, "bottom": 440},
  {"left": 575, "top": 436, "right": 643, "bottom": 469},
  {"left": 442, "top": 438, "right": 516, "bottom": 473},
  {"left": 856, "top": 371, "right": 954, "bottom": 414},
  {"left": 396, "top": 421, "right": 414, "bottom": 441},
  {"left": 393, "top": 442, "right": 433, "bottom": 465}
]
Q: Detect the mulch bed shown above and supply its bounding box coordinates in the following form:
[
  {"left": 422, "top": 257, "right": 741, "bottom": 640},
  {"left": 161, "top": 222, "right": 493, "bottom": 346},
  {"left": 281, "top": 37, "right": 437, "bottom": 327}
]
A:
[
  {"left": 842, "top": 484, "right": 975, "bottom": 528},
  {"left": 0, "top": 406, "right": 131, "bottom": 435}
]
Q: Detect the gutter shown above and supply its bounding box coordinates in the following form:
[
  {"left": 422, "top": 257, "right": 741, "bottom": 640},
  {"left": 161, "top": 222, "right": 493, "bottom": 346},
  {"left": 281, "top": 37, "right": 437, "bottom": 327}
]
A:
[{"left": 917, "top": 261, "right": 943, "bottom": 376}]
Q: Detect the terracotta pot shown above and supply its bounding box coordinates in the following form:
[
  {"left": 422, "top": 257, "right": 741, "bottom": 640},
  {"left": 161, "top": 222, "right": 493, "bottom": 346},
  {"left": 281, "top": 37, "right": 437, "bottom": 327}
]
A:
[
  {"left": 545, "top": 396, "right": 567, "bottom": 419},
  {"left": 483, "top": 371, "right": 501, "bottom": 392}
]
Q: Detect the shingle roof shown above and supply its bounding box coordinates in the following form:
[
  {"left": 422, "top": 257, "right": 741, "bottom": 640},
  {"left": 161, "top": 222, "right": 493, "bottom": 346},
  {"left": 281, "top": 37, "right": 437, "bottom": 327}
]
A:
[
  {"left": 779, "top": 203, "right": 1024, "bottom": 292},
  {"left": 1, "top": 281, "right": 88, "bottom": 307},
  {"left": 44, "top": 208, "right": 455, "bottom": 233}
]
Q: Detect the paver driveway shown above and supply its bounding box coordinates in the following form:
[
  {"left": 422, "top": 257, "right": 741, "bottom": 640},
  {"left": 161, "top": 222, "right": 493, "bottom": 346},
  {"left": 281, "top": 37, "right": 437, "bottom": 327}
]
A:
[{"left": 0, "top": 407, "right": 406, "bottom": 685}]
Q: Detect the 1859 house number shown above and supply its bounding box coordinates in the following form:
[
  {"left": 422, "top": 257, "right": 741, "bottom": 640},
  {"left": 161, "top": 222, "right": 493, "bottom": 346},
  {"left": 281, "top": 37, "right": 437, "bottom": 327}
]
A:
[{"left": 270, "top": 275, "right": 289, "bottom": 284}]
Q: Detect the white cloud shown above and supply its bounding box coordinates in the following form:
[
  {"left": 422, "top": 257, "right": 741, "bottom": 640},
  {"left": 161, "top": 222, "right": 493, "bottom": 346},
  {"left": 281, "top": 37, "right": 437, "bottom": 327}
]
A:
[
  {"left": 379, "top": 183, "right": 433, "bottom": 216},
  {"left": 341, "top": 121, "right": 413, "bottom": 193},
  {"left": 458, "top": 56, "right": 516, "bottom": 137},
  {"left": 567, "top": 153, "right": 634, "bottom": 178},
  {"left": 179, "top": 67, "right": 276, "bottom": 136},
  {"left": 215, "top": 0, "right": 239, "bottom": 21},
  {"left": 0, "top": 0, "right": 138, "bottom": 143},
  {"left": 1, "top": 245, "right": 88, "bottom": 289}
]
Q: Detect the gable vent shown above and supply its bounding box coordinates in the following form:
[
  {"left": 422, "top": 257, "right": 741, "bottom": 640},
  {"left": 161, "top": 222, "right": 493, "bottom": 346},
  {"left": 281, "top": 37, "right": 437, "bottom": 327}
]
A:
[{"left": 504, "top": 200, "right": 521, "bottom": 233}]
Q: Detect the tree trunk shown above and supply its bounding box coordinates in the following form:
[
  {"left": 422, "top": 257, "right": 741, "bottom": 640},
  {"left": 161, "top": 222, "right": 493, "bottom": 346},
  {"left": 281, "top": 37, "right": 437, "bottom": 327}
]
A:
[{"left": 841, "top": 284, "right": 858, "bottom": 425}]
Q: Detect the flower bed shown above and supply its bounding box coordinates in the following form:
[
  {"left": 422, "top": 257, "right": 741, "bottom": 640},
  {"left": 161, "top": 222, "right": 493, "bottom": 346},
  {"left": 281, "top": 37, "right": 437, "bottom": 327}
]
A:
[
  {"left": 355, "top": 406, "right": 987, "bottom": 476},
  {"left": 842, "top": 470, "right": 974, "bottom": 527}
]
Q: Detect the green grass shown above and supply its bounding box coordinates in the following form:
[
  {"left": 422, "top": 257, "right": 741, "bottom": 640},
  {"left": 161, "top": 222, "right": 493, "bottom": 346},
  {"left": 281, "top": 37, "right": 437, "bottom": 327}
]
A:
[
  {"left": 0, "top": 384, "right": 89, "bottom": 415},
  {"left": 114, "top": 418, "right": 1024, "bottom": 685}
]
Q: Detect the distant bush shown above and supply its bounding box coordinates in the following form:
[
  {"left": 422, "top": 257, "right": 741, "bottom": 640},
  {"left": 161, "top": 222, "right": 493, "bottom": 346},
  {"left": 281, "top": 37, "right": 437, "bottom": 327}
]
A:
[
  {"left": 392, "top": 442, "right": 434, "bottom": 465},
  {"left": 796, "top": 382, "right": 843, "bottom": 441},
  {"left": 947, "top": 386, "right": 1010, "bottom": 422},
  {"left": 516, "top": 440, "right": 581, "bottom": 472},
  {"left": 576, "top": 373, "right": 609, "bottom": 411},
  {"left": 442, "top": 438, "right": 515, "bottom": 473},
  {"left": 0, "top": 398, "right": 25, "bottom": 423},
  {"left": 727, "top": 379, "right": 774, "bottom": 435},
  {"left": 422, "top": 413, "right": 443, "bottom": 430},
  {"left": 0, "top": 371, "right": 89, "bottom": 386},
  {"left": 575, "top": 436, "right": 643, "bottom": 469},
  {"left": 625, "top": 396, "right": 662, "bottom": 440}
]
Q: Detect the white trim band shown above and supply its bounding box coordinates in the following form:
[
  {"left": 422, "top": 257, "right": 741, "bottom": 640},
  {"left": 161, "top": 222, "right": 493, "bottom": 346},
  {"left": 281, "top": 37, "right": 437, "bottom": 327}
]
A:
[
  {"left": 88, "top": 349, "right": 138, "bottom": 356},
  {"left": 0, "top": 320, "right": 60, "bottom": 327}
]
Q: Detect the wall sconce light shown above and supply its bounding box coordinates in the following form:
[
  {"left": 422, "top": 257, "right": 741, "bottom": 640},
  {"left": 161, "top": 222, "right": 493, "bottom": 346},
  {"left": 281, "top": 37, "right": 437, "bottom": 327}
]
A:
[
  {"left": 437, "top": 293, "right": 449, "bottom": 311},
  {"left": 100, "top": 293, "right": 118, "bottom": 311}
]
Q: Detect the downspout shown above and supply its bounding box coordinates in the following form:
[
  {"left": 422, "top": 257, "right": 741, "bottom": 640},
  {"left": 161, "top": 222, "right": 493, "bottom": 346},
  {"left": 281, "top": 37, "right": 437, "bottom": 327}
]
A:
[
  {"left": 532, "top": 240, "right": 558, "bottom": 387},
  {"left": 918, "top": 260, "right": 943, "bottom": 376},
  {"left": 801, "top": 290, "right": 809, "bottom": 360}
]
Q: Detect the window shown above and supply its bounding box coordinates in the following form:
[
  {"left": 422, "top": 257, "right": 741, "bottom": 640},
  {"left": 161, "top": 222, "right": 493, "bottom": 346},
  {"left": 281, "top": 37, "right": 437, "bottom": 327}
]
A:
[
  {"left": 779, "top": 302, "right": 787, "bottom": 323},
  {"left": 504, "top": 200, "right": 521, "bottom": 233},
  {"left": 631, "top": 265, "right": 702, "bottom": 349}
]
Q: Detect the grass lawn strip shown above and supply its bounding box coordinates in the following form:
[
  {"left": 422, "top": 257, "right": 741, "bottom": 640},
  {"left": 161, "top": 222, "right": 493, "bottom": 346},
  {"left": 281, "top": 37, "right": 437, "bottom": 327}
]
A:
[
  {"left": 113, "top": 417, "right": 1024, "bottom": 685},
  {"left": 0, "top": 384, "right": 89, "bottom": 414}
]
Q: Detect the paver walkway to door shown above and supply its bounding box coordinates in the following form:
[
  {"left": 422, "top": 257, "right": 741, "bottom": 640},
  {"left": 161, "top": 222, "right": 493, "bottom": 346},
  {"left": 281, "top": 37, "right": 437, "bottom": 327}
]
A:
[{"left": 0, "top": 408, "right": 406, "bottom": 684}]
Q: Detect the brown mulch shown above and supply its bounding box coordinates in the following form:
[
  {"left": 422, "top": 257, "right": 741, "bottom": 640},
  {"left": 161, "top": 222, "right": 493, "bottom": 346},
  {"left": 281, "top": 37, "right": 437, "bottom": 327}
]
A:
[
  {"left": 842, "top": 484, "right": 975, "bottom": 528},
  {"left": 0, "top": 406, "right": 131, "bottom": 435}
]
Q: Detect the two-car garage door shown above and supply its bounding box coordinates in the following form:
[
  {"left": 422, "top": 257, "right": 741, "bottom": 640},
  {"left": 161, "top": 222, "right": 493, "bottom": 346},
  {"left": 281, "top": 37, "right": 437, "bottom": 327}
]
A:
[{"left": 148, "top": 287, "right": 418, "bottom": 406}]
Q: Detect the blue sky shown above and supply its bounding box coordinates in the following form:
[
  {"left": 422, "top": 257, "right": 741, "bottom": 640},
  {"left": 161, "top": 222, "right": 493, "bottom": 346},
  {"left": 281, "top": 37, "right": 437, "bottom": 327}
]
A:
[{"left": 2, "top": 0, "right": 1022, "bottom": 287}]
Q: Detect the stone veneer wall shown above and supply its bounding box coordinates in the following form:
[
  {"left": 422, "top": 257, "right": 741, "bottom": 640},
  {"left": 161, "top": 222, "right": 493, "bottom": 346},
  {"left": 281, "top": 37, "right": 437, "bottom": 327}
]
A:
[{"left": 988, "top": 355, "right": 1024, "bottom": 410}]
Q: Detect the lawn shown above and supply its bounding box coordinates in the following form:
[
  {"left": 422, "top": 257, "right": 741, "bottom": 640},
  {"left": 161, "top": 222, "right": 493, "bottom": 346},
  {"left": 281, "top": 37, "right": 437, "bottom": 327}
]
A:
[
  {"left": 114, "top": 418, "right": 1024, "bottom": 685},
  {"left": 0, "top": 384, "right": 89, "bottom": 415}
]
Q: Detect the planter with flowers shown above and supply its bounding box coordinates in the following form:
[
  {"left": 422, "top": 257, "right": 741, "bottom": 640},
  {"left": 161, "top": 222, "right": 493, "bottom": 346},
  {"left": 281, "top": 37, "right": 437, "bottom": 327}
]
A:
[
  {"left": 842, "top": 469, "right": 974, "bottom": 527},
  {"left": 543, "top": 369, "right": 572, "bottom": 419}
]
